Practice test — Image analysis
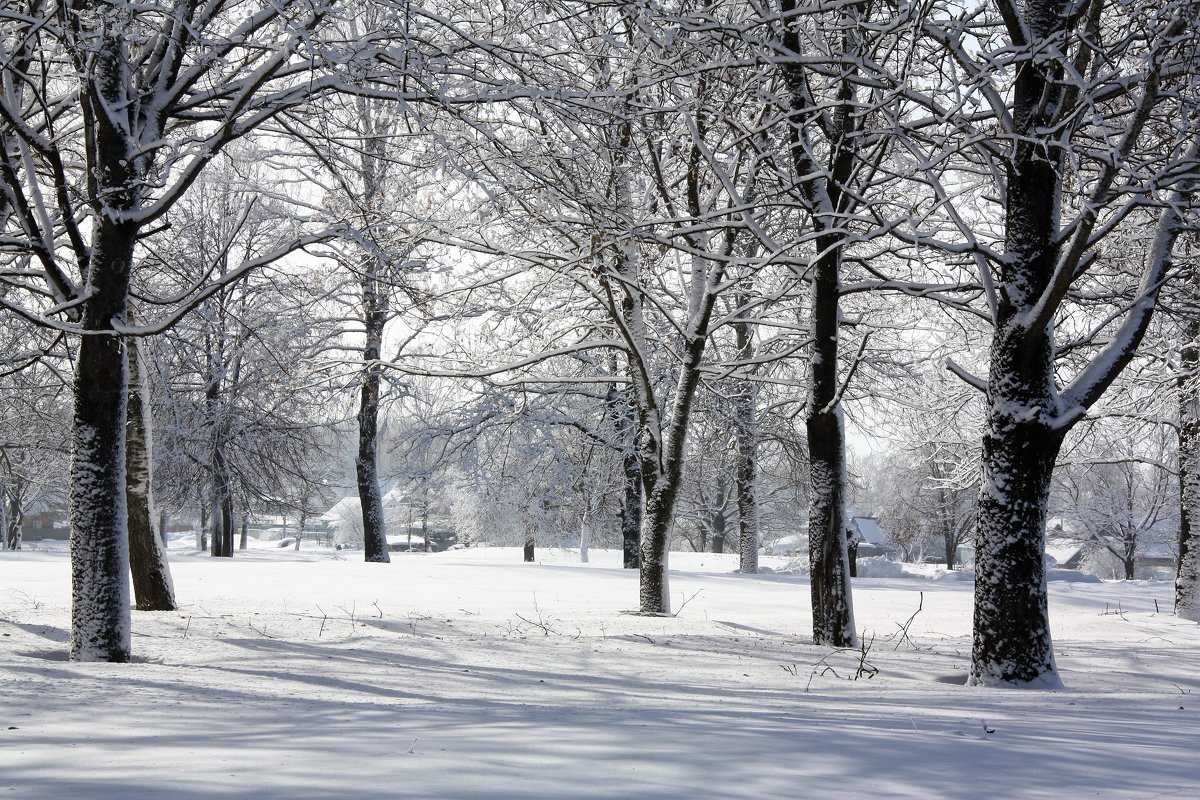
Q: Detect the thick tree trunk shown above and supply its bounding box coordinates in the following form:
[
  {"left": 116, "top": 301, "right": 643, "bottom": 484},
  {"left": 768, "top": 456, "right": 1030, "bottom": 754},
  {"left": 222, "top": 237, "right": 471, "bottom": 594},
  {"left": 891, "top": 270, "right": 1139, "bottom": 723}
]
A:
[
  {"left": 972, "top": 402, "right": 1063, "bottom": 685},
  {"left": 358, "top": 262, "right": 390, "bottom": 564},
  {"left": 1177, "top": 266, "right": 1200, "bottom": 619},
  {"left": 70, "top": 222, "right": 136, "bottom": 662},
  {"left": 4, "top": 495, "right": 21, "bottom": 551},
  {"left": 638, "top": 489, "right": 673, "bottom": 613},
  {"left": 971, "top": 1, "right": 1066, "bottom": 686},
  {"left": 125, "top": 336, "right": 176, "bottom": 611}
]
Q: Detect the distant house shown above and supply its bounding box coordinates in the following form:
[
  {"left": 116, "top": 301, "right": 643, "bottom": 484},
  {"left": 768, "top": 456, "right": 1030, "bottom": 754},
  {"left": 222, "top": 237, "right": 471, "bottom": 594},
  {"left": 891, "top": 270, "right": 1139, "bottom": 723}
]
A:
[
  {"left": 1045, "top": 517, "right": 1178, "bottom": 576},
  {"left": 764, "top": 533, "right": 805, "bottom": 556},
  {"left": 848, "top": 516, "right": 891, "bottom": 557},
  {"left": 322, "top": 484, "right": 457, "bottom": 550}
]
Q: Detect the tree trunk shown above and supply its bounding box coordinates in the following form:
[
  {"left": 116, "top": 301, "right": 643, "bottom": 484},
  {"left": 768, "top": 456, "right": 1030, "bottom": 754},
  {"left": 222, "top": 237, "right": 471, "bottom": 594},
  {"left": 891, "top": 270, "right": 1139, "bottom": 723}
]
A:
[
  {"left": 638, "top": 494, "right": 673, "bottom": 613},
  {"left": 239, "top": 516, "right": 248, "bottom": 550},
  {"left": 357, "top": 260, "right": 390, "bottom": 564},
  {"left": 944, "top": 533, "right": 957, "bottom": 571},
  {"left": 125, "top": 335, "right": 176, "bottom": 612},
  {"left": 70, "top": 221, "right": 136, "bottom": 662},
  {"left": 624, "top": 419, "right": 643, "bottom": 568},
  {"left": 970, "top": 0, "right": 1067, "bottom": 685},
  {"left": 710, "top": 480, "right": 728, "bottom": 554},
  {"left": 579, "top": 505, "right": 591, "bottom": 564},
  {"left": 210, "top": 452, "right": 234, "bottom": 558},
  {"left": 806, "top": 244, "right": 857, "bottom": 647},
  {"left": 524, "top": 524, "right": 535, "bottom": 563},
  {"left": 5, "top": 494, "right": 21, "bottom": 551},
  {"left": 733, "top": 314, "right": 759, "bottom": 575},
  {"left": 198, "top": 503, "right": 207, "bottom": 554},
  {"left": 973, "top": 402, "right": 1063, "bottom": 685},
  {"left": 1177, "top": 264, "right": 1200, "bottom": 619}
]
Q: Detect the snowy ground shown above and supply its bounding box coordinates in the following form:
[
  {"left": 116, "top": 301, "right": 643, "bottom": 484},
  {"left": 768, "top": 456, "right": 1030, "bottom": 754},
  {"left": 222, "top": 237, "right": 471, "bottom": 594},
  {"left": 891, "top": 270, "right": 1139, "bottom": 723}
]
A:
[{"left": 2, "top": 544, "right": 1198, "bottom": 799}]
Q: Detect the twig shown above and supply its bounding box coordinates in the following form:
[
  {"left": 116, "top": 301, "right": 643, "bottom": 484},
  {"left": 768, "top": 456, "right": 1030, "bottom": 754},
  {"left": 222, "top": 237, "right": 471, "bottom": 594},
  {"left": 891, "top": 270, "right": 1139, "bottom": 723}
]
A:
[
  {"left": 892, "top": 591, "right": 924, "bottom": 651},
  {"left": 672, "top": 589, "right": 704, "bottom": 617}
]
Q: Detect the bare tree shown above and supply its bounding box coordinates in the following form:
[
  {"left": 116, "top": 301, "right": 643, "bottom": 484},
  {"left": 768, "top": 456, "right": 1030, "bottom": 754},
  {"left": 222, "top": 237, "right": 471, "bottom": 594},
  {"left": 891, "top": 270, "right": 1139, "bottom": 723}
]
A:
[
  {"left": 0, "top": 1, "right": 367, "bottom": 659},
  {"left": 1176, "top": 257, "right": 1200, "bottom": 617},
  {"left": 901, "top": 0, "right": 1200, "bottom": 684}
]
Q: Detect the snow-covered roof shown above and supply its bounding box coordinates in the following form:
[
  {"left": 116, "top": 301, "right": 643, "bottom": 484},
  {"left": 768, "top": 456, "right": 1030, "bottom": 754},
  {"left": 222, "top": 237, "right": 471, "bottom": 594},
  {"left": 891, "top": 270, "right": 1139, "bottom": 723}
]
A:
[
  {"left": 320, "top": 496, "right": 360, "bottom": 522},
  {"left": 850, "top": 517, "right": 887, "bottom": 545}
]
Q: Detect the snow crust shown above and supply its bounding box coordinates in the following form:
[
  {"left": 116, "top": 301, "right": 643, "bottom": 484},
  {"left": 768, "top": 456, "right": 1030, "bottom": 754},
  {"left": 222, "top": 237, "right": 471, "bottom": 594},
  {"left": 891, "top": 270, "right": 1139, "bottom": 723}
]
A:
[{"left": 3, "top": 545, "right": 1199, "bottom": 798}]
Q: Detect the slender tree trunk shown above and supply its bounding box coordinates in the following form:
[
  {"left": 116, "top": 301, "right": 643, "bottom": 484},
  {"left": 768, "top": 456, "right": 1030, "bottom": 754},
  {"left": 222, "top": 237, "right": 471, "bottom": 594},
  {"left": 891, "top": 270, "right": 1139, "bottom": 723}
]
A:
[
  {"left": 239, "top": 516, "right": 248, "bottom": 550},
  {"left": 610, "top": 385, "right": 642, "bottom": 570},
  {"left": 197, "top": 501, "right": 207, "bottom": 551},
  {"left": 125, "top": 335, "right": 176, "bottom": 611},
  {"left": 1177, "top": 264, "right": 1200, "bottom": 619},
  {"left": 806, "top": 242, "right": 857, "bottom": 647},
  {"left": 5, "top": 495, "right": 21, "bottom": 551},
  {"left": 733, "top": 312, "right": 759, "bottom": 574},
  {"left": 358, "top": 260, "right": 390, "bottom": 564},
  {"left": 579, "top": 502, "right": 591, "bottom": 564}
]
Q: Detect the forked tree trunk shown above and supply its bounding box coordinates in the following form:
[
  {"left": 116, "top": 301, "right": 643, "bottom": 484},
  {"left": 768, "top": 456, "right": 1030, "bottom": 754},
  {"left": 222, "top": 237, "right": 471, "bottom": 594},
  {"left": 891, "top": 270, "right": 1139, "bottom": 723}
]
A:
[
  {"left": 210, "top": 451, "right": 234, "bottom": 558},
  {"left": 125, "top": 335, "right": 176, "bottom": 611},
  {"left": 970, "top": 0, "right": 1067, "bottom": 685}
]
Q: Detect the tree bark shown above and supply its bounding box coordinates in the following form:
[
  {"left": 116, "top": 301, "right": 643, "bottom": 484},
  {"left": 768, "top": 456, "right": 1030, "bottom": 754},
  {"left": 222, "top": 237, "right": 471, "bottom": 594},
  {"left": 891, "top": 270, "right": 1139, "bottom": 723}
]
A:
[
  {"left": 524, "top": 523, "right": 535, "bottom": 563},
  {"left": 70, "top": 223, "right": 136, "bottom": 662},
  {"left": 357, "top": 257, "right": 390, "bottom": 564},
  {"left": 1177, "top": 264, "right": 1200, "bottom": 620},
  {"left": 972, "top": 396, "right": 1063, "bottom": 685},
  {"left": 125, "top": 335, "right": 176, "bottom": 611},
  {"left": 733, "top": 313, "right": 759, "bottom": 575},
  {"left": 610, "top": 384, "right": 642, "bottom": 570},
  {"left": 210, "top": 451, "right": 234, "bottom": 558},
  {"left": 970, "top": 0, "right": 1067, "bottom": 686}
]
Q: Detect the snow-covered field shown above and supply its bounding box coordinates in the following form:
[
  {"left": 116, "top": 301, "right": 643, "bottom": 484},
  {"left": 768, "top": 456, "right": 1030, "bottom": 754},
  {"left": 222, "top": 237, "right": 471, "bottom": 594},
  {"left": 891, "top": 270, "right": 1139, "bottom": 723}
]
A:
[{"left": 2, "top": 544, "right": 1198, "bottom": 799}]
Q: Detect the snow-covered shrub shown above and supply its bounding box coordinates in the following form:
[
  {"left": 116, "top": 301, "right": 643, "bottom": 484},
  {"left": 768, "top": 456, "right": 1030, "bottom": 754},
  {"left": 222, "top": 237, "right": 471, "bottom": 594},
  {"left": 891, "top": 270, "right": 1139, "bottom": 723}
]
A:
[{"left": 854, "top": 557, "right": 904, "bottom": 578}]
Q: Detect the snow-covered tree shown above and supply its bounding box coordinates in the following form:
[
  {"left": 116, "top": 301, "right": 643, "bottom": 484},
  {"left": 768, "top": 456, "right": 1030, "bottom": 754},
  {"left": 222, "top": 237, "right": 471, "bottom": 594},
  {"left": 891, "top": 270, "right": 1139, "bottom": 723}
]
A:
[
  {"left": 0, "top": 1, "right": 373, "bottom": 659},
  {"left": 902, "top": 0, "right": 1200, "bottom": 684}
]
